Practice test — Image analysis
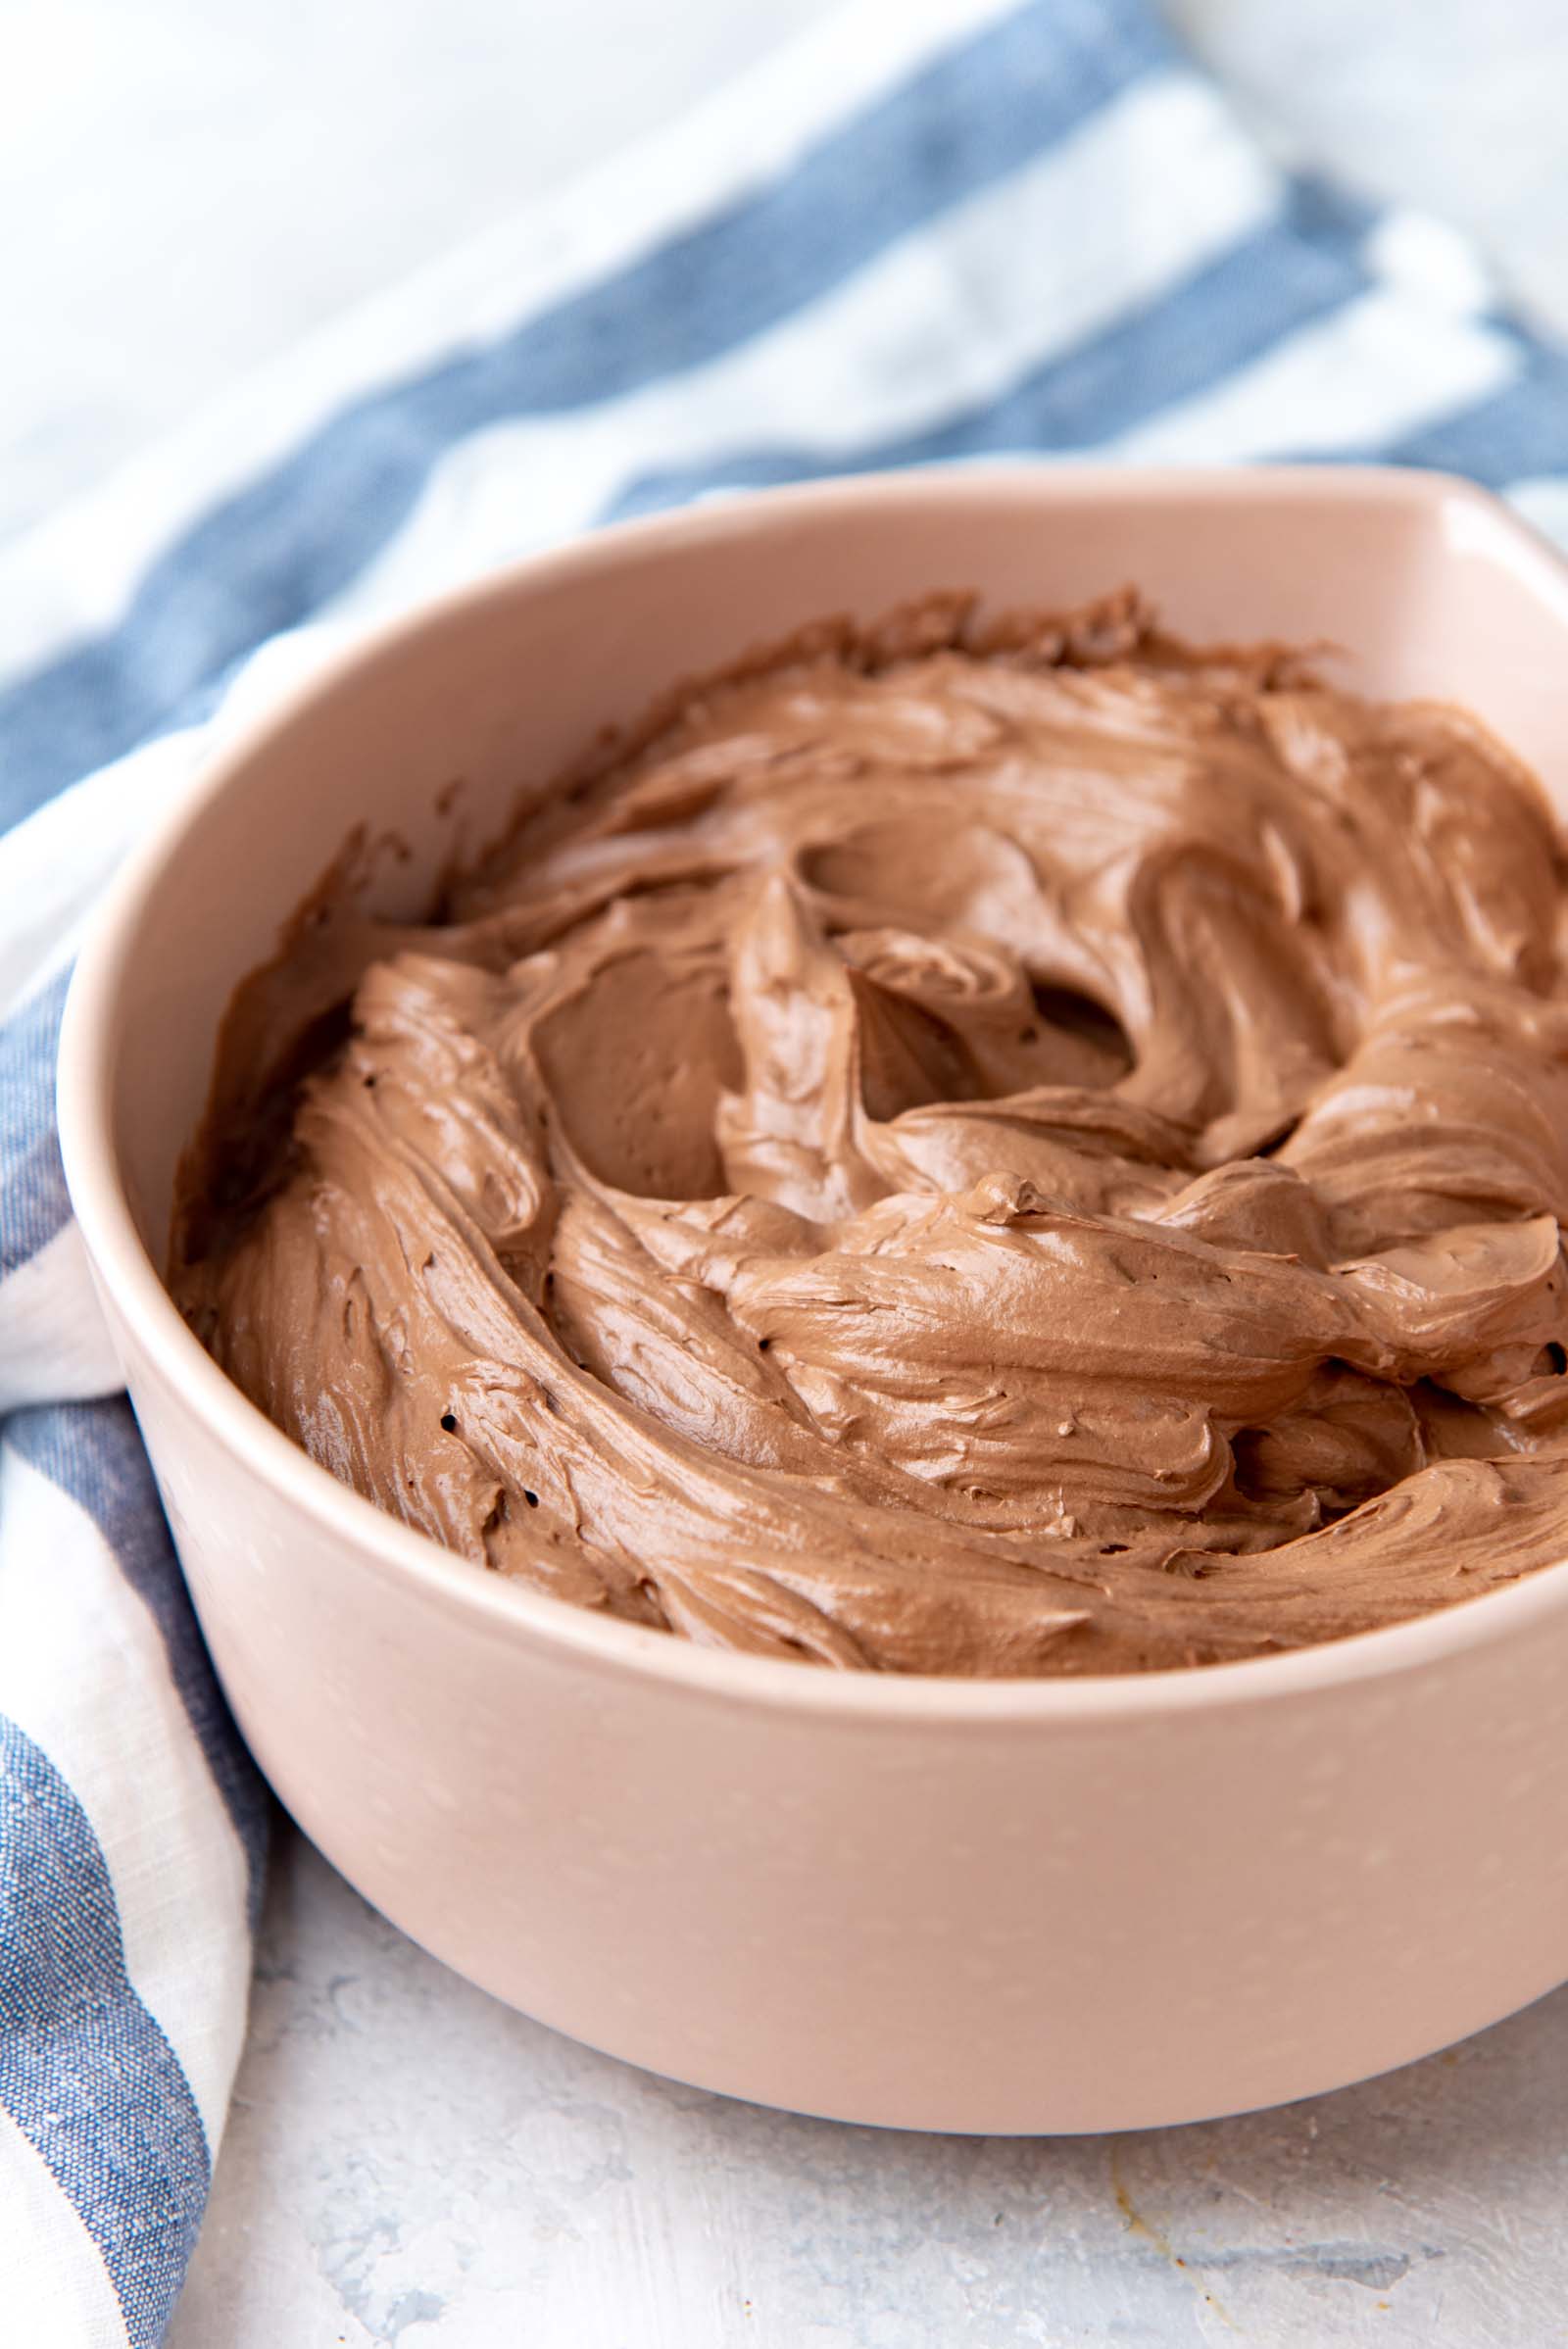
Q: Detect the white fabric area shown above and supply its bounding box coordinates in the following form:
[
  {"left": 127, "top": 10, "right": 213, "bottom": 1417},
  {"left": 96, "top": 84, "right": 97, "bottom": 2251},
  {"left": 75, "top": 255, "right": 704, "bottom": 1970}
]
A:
[{"left": 0, "top": 2109, "right": 132, "bottom": 2349}]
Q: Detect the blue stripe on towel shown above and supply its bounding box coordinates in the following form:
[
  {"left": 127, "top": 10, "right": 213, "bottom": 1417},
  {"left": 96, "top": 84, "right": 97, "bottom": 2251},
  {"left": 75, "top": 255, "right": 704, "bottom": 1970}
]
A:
[
  {"left": 0, "top": 967, "right": 73, "bottom": 1279},
  {"left": 0, "top": 1718, "right": 211, "bottom": 2349},
  {"left": 1378, "top": 332, "right": 1568, "bottom": 487}
]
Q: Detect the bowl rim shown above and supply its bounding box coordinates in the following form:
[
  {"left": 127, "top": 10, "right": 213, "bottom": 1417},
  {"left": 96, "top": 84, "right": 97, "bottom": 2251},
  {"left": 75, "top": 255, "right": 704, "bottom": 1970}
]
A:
[{"left": 57, "top": 458, "right": 1568, "bottom": 1726}]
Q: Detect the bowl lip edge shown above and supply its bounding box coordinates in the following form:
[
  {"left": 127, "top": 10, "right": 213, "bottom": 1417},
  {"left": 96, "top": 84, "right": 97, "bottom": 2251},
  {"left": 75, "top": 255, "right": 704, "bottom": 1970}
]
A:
[{"left": 55, "top": 458, "right": 1568, "bottom": 1726}]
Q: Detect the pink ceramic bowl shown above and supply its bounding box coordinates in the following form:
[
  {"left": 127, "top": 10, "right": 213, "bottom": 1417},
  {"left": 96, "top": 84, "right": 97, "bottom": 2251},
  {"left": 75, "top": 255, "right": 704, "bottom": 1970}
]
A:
[{"left": 58, "top": 466, "right": 1568, "bottom": 2133}]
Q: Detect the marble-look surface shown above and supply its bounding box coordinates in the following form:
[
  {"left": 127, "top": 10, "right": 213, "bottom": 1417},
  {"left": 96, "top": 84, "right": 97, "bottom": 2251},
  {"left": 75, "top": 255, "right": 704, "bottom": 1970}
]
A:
[
  {"left": 170, "top": 1831, "right": 1568, "bottom": 2348},
  {"left": 12, "top": 0, "right": 1568, "bottom": 2339}
]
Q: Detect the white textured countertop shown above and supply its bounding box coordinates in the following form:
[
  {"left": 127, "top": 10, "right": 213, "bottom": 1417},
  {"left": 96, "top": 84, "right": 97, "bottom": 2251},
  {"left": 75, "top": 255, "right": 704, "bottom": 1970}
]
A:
[{"left": 12, "top": 2, "right": 1568, "bottom": 2340}]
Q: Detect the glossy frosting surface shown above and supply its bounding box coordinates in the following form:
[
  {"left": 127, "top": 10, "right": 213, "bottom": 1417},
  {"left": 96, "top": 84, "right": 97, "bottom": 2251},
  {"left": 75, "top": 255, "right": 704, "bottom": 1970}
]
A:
[{"left": 174, "top": 594, "right": 1568, "bottom": 1674}]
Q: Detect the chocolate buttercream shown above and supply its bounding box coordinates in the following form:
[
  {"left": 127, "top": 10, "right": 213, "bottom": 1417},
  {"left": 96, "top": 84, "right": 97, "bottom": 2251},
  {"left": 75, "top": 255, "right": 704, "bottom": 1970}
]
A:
[{"left": 173, "top": 592, "right": 1568, "bottom": 1675}]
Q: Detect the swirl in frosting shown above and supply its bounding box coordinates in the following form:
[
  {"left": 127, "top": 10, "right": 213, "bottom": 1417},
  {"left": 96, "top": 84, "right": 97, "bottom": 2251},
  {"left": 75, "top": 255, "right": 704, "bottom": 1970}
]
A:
[{"left": 174, "top": 592, "right": 1568, "bottom": 1675}]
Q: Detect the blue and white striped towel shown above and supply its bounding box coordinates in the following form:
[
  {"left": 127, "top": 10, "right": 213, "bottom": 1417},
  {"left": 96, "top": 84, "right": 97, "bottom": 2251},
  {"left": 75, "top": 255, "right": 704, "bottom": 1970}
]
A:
[{"left": 6, "top": 0, "right": 1568, "bottom": 2335}]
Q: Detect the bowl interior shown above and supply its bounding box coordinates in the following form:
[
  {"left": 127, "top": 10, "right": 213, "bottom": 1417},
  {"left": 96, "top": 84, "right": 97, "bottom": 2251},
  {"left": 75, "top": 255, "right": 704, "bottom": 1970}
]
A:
[{"left": 96, "top": 465, "right": 1568, "bottom": 1333}]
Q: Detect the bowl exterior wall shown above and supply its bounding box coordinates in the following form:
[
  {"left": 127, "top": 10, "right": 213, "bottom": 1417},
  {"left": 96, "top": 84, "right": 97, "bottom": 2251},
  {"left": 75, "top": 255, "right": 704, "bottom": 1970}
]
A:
[{"left": 98, "top": 1271, "right": 1568, "bottom": 2131}]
